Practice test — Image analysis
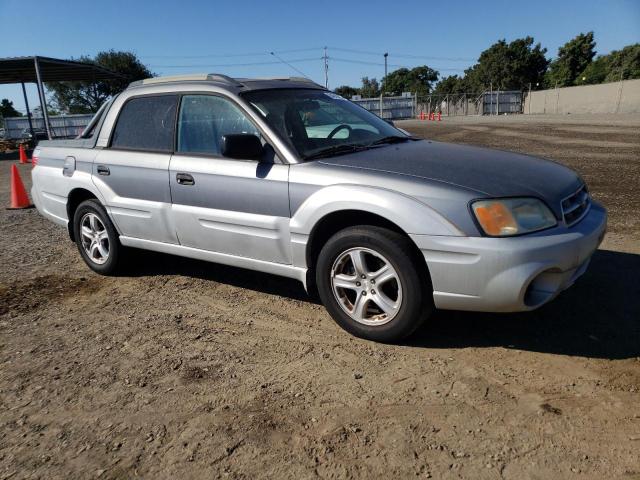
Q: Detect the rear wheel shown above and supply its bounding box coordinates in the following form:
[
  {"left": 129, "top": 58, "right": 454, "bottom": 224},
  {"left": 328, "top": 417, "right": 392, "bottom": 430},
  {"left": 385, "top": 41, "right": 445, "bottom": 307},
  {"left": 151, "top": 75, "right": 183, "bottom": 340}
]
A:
[
  {"left": 73, "top": 199, "right": 122, "bottom": 275},
  {"left": 316, "top": 226, "right": 433, "bottom": 342}
]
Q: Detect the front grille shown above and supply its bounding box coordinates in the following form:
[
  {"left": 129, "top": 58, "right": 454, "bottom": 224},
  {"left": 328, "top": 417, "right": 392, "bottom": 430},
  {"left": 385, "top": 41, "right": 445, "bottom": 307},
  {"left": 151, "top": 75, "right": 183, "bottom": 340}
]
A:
[{"left": 562, "top": 185, "right": 590, "bottom": 226}]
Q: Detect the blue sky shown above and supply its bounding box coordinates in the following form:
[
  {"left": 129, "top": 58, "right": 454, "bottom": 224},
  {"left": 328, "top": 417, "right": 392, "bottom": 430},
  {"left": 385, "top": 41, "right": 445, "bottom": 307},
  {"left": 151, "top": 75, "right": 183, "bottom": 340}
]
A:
[{"left": 1, "top": 0, "right": 638, "bottom": 113}]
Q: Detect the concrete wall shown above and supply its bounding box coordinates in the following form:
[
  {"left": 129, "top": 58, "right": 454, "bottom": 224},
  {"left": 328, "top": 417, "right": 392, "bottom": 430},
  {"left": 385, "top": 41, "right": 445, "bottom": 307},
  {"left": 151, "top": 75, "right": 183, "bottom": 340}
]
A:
[{"left": 524, "top": 79, "right": 640, "bottom": 115}]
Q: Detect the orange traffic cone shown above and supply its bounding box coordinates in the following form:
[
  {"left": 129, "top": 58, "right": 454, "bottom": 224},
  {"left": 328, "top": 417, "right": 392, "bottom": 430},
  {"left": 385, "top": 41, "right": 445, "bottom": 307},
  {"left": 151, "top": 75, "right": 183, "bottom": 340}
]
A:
[
  {"left": 19, "top": 144, "right": 28, "bottom": 164},
  {"left": 8, "top": 164, "right": 33, "bottom": 209},
  {"left": 437, "top": 112, "right": 442, "bottom": 121}
]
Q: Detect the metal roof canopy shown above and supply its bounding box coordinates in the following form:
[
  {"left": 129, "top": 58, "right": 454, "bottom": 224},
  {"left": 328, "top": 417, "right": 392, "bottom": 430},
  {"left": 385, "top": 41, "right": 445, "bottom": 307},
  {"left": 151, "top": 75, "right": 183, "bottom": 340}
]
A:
[{"left": 0, "top": 56, "right": 126, "bottom": 140}]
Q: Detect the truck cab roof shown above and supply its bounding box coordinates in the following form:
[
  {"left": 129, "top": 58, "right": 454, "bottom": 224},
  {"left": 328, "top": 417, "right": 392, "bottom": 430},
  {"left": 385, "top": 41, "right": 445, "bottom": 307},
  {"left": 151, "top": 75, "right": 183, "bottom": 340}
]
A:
[{"left": 127, "top": 73, "right": 325, "bottom": 94}]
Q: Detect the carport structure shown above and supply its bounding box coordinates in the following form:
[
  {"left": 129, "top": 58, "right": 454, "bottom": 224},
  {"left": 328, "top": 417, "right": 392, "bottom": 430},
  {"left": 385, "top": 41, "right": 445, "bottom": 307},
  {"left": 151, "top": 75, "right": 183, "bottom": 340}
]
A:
[{"left": 0, "top": 56, "right": 125, "bottom": 140}]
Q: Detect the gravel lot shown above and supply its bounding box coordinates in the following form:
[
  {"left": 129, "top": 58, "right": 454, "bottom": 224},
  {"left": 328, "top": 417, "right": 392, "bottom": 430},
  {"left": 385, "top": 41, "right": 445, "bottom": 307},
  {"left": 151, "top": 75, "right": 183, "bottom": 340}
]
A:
[{"left": 1, "top": 114, "right": 639, "bottom": 479}]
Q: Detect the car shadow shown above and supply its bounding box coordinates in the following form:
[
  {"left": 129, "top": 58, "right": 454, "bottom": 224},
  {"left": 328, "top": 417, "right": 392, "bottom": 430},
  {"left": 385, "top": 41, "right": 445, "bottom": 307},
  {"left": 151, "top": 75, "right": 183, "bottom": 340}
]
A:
[
  {"left": 121, "top": 248, "right": 313, "bottom": 303},
  {"left": 125, "top": 248, "right": 639, "bottom": 360},
  {"left": 408, "top": 249, "right": 640, "bottom": 360}
]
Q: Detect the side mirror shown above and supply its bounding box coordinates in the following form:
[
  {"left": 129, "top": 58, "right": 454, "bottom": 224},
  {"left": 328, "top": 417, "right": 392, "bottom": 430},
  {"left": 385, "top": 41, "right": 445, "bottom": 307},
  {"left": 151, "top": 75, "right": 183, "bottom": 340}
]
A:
[
  {"left": 385, "top": 119, "right": 395, "bottom": 127},
  {"left": 221, "top": 134, "right": 264, "bottom": 160}
]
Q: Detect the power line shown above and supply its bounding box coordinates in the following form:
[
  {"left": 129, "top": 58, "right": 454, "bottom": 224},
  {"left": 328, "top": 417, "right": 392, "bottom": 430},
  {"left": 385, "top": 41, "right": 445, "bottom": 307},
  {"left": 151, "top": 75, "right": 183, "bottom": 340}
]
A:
[
  {"left": 142, "top": 47, "right": 323, "bottom": 59},
  {"left": 327, "top": 46, "right": 475, "bottom": 62},
  {"left": 141, "top": 46, "right": 475, "bottom": 63},
  {"left": 269, "top": 52, "right": 310, "bottom": 78},
  {"left": 149, "top": 57, "right": 318, "bottom": 68},
  {"left": 330, "top": 57, "right": 465, "bottom": 72}
]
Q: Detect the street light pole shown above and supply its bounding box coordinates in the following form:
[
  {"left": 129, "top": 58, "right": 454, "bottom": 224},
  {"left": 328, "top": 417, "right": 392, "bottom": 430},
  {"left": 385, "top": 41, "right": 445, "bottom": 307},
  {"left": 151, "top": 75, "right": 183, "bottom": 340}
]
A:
[{"left": 384, "top": 52, "right": 388, "bottom": 79}]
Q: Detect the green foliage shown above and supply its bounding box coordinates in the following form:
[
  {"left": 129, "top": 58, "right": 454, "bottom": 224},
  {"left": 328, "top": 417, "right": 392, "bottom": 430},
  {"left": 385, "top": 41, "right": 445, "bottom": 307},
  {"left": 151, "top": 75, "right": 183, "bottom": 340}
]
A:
[
  {"left": 359, "top": 77, "right": 381, "bottom": 98},
  {"left": 599, "top": 43, "right": 640, "bottom": 82},
  {"left": 433, "top": 75, "right": 469, "bottom": 95},
  {"left": 333, "top": 85, "right": 359, "bottom": 98},
  {"left": 579, "top": 56, "right": 608, "bottom": 85},
  {"left": 0, "top": 98, "right": 21, "bottom": 118},
  {"left": 337, "top": 34, "right": 638, "bottom": 97},
  {"left": 382, "top": 66, "right": 439, "bottom": 96},
  {"left": 336, "top": 66, "right": 438, "bottom": 99},
  {"left": 462, "top": 37, "right": 548, "bottom": 92},
  {"left": 48, "top": 50, "right": 154, "bottom": 113},
  {"left": 545, "top": 32, "right": 596, "bottom": 87},
  {"left": 558, "top": 41, "right": 639, "bottom": 86}
]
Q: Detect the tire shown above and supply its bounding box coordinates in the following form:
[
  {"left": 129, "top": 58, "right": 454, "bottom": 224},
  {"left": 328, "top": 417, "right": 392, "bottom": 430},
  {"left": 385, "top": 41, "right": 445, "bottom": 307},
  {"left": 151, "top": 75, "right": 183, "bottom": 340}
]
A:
[
  {"left": 73, "top": 199, "right": 122, "bottom": 275},
  {"left": 316, "top": 226, "right": 433, "bottom": 342}
]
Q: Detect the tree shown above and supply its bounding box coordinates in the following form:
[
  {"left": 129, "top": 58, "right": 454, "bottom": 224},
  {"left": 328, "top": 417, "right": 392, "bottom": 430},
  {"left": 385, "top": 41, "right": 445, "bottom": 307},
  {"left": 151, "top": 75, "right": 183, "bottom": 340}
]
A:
[
  {"left": 0, "top": 98, "right": 21, "bottom": 118},
  {"left": 579, "top": 43, "right": 640, "bottom": 85},
  {"left": 359, "top": 77, "right": 380, "bottom": 98},
  {"left": 48, "top": 50, "right": 154, "bottom": 113},
  {"left": 463, "top": 37, "right": 548, "bottom": 92},
  {"left": 334, "top": 85, "right": 359, "bottom": 98},
  {"left": 545, "top": 32, "right": 596, "bottom": 87},
  {"left": 32, "top": 105, "right": 60, "bottom": 117},
  {"left": 382, "top": 66, "right": 439, "bottom": 96},
  {"left": 433, "top": 75, "right": 469, "bottom": 95}
]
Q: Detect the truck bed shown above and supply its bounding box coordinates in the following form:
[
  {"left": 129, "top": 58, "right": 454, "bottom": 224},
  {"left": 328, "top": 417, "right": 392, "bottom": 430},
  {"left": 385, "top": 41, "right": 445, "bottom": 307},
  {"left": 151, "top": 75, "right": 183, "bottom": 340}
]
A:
[{"left": 37, "top": 138, "right": 96, "bottom": 149}]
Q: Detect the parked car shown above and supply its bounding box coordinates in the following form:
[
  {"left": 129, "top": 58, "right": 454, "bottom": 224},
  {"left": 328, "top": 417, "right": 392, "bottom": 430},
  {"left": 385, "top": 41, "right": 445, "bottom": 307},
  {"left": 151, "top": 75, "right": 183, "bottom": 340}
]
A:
[
  {"left": 22, "top": 127, "right": 48, "bottom": 141},
  {"left": 30, "top": 74, "right": 606, "bottom": 342}
]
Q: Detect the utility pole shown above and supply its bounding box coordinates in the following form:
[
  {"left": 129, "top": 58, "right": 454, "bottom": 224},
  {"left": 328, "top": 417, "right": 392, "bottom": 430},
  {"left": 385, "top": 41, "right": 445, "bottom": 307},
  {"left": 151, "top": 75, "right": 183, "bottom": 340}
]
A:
[
  {"left": 382, "top": 52, "right": 388, "bottom": 119},
  {"left": 323, "top": 47, "right": 329, "bottom": 89},
  {"left": 383, "top": 52, "right": 388, "bottom": 81}
]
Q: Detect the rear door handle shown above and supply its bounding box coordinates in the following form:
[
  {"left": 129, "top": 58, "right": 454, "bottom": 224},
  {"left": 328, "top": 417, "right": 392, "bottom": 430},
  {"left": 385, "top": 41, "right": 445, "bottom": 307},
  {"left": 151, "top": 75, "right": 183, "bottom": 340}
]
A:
[
  {"left": 176, "top": 173, "right": 195, "bottom": 185},
  {"left": 96, "top": 165, "right": 110, "bottom": 176}
]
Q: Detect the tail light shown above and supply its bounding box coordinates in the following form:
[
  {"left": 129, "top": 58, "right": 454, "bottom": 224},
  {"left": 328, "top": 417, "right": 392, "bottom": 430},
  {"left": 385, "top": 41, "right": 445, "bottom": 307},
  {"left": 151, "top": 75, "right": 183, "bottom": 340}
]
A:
[{"left": 31, "top": 149, "right": 39, "bottom": 167}]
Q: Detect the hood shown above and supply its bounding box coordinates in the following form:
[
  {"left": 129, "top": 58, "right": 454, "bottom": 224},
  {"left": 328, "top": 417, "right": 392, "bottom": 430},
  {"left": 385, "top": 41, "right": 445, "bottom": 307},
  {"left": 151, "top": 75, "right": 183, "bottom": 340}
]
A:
[{"left": 319, "top": 139, "right": 583, "bottom": 217}]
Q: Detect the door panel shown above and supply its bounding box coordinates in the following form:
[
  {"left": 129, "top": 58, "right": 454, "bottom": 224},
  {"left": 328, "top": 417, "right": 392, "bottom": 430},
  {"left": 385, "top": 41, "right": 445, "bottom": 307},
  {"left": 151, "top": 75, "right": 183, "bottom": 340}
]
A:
[
  {"left": 93, "top": 149, "right": 177, "bottom": 244},
  {"left": 169, "top": 155, "right": 291, "bottom": 263}
]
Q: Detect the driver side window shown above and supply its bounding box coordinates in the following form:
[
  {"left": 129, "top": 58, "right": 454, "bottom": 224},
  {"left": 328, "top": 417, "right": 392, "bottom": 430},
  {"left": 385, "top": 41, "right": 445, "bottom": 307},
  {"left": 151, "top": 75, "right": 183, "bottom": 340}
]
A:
[{"left": 177, "top": 95, "right": 260, "bottom": 156}]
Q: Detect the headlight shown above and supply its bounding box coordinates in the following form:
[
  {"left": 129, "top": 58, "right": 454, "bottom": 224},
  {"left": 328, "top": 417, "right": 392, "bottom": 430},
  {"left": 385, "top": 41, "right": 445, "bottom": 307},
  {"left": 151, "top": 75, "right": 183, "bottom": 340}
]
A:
[{"left": 471, "top": 198, "right": 557, "bottom": 236}]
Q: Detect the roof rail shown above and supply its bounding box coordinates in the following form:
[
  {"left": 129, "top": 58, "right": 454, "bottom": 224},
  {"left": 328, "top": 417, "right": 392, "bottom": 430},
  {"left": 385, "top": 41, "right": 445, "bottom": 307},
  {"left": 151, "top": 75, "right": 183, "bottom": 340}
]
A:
[
  {"left": 207, "top": 73, "right": 241, "bottom": 85},
  {"left": 288, "top": 76, "right": 318, "bottom": 84},
  {"left": 127, "top": 73, "right": 321, "bottom": 89},
  {"left": 128, "top": 73, "right": 244, "bottom": 88}
]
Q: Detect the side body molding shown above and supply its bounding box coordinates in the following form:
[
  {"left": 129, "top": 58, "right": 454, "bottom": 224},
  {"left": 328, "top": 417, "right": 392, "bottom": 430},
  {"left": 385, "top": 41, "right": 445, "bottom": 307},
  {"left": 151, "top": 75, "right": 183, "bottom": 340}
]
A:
[{"left": 288, "top": 184, "right": 464, "bottom": 269}]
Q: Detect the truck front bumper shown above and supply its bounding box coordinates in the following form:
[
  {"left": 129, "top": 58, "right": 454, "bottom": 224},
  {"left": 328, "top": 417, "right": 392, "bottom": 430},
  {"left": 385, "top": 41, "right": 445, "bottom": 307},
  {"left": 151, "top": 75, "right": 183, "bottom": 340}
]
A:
[{"left": 410, "top": 202, "right": 607, "bottom": 312}]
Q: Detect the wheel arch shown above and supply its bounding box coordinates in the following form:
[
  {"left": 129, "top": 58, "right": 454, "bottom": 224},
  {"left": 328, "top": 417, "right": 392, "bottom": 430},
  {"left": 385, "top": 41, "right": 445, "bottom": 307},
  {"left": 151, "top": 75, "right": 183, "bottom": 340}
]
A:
[
  {"left": 290, "top": 184, "right": 461, "bottom": 285},
  {"left": 66, "top": 188, "right": 99, "bottom": 241},
  {"left": 303, "top": 209, "right": 433, "bottom": 298}
]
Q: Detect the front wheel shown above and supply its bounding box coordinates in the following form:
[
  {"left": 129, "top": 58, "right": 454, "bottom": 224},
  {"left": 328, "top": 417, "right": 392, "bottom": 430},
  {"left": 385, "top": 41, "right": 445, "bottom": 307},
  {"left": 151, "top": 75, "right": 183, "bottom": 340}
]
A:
[{"left": 316, "top": 226, "right": 433, "bottom": 342}]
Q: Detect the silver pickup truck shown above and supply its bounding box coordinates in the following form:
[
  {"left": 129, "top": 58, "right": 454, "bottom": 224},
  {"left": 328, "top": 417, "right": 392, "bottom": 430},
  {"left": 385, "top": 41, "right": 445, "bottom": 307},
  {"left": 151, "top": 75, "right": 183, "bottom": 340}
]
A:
[{"left": 31, "top": 74, "right": 607, "bottom": 342}]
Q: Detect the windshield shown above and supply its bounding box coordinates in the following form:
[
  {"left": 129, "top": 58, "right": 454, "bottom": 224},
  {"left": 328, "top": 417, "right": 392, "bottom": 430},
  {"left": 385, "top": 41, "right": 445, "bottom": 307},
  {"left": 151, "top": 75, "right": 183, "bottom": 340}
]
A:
[{"left": 241, "top": 88, "right": 406, "bottom": 160}]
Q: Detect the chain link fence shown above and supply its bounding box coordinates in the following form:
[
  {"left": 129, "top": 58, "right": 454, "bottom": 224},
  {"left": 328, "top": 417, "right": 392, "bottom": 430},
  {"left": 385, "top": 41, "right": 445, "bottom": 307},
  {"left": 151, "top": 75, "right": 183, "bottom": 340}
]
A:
[
  {"left": 351, "top": 91, "right": 524, "bottom": 120},
  {"left": 2, "top": 114, "right": 93, "bottom": 140}
]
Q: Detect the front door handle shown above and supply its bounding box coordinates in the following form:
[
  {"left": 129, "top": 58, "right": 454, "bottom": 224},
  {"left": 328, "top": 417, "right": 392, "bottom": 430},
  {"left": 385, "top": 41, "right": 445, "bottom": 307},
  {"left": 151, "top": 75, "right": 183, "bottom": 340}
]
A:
[
  {"left": 96, "top": 165, "right": 110, "bottom": 176},
  {"left": 176, "top": 173, "right": 195, "bottom": 185}
]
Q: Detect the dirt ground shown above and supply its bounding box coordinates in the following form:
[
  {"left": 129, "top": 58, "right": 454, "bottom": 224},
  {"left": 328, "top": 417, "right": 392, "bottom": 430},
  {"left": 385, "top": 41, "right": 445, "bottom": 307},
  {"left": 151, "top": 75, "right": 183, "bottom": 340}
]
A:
[{"left": 1, "top": 114, "right": 639, "bottom": 480}]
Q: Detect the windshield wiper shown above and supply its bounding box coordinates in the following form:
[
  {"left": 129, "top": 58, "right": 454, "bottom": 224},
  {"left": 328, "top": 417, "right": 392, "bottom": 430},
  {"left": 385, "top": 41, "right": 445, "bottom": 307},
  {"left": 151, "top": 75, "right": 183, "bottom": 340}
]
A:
[
  {"left": 368, "top": 135, "right": 411, "bottom": 146},
  {"left": 304, "top": 143, "right": 369, "bottom": 160}
]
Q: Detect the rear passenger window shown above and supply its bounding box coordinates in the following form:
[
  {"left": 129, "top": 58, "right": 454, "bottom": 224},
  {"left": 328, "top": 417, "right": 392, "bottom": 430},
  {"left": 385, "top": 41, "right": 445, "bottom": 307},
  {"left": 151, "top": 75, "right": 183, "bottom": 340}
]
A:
[
  {"left": 111, "top": 95, "right": 177, "bottom": 151},
  {"left": 177, "top": 95, "right": 259, "bottom": 156}
]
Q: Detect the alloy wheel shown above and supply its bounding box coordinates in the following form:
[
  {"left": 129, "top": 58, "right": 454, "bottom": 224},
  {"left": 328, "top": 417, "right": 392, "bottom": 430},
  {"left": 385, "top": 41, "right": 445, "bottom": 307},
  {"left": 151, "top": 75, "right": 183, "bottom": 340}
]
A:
[
  {"left": 80, "top": 212, "right": 110, "bottom": 265},
  {"left": 330, "top": 247, "right": 403, "bottom": 325}
]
